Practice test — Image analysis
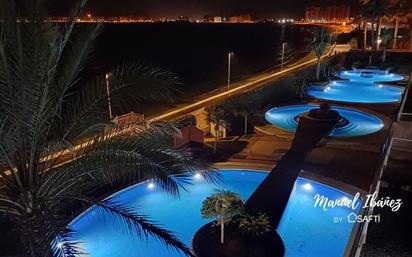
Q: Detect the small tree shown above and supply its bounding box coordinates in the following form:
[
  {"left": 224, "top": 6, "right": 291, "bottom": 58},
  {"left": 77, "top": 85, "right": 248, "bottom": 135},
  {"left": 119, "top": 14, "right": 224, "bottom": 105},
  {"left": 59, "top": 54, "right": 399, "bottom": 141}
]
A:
[
  {"left": 387, "top": 0, "right": 410, "bottom": 49},
  {"left": 205, "top": 106, "right": 230, "bottom": 154},
  {"left": 201, "top": 190, "right": 244, "bottom": 244},
  {"left": 380, "top": 28, "right": 392, "bottom": 62},
  {"left": 360, "top": 0, "right": 388, "bottom": 62},
  {"left": 293, "top": 78, "right": 306, "bottom": 99},
  {"left": 232, "top": 102, "right": 256, "bottom": 136},
  {"left": 238, "top": 213, "right": 271, "bottom": 240},
  {"left": 312, "top": 28, "right": 330, "bottom": 81}
]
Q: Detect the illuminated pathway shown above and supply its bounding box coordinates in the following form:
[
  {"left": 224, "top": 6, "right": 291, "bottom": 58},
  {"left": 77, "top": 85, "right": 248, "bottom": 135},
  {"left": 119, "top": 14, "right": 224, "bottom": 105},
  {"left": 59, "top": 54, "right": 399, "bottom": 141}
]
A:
[
  {"left": 151, "top": 47, "right": 337, "bottom": 122},
  {"left": 1, "top": 47, "right": 338, "bottom": 176}
]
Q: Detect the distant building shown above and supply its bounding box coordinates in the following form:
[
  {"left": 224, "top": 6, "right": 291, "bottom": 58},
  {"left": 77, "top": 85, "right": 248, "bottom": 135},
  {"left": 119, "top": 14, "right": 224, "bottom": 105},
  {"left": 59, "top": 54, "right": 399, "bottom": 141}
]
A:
[
  {"left": 204, "top": 15, "right": 214, "bottom": 22},
  {"left": 213, "top": 16, "right": 223, "bottom": 23},
  {"left": 178, "top": 15, "right": 190, "bottom": 21},
  {"left": 204, "top": 15, "right": 223, "bottom": 23},
  {"left": 229, "top": 14, "right": 253, "bottom": 23},
  {"left": 305, "top": 5, "right": 350, "bottom": 22}
]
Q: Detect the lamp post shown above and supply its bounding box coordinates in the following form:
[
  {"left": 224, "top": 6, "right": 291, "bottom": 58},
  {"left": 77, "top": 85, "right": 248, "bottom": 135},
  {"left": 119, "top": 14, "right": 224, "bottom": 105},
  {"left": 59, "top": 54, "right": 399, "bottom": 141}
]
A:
[
  {"left": 227, "top": 52, "right": 234, "bottom": 91},
  {"left": 281, "top": 42, "right": 286, "bottom": 70},
  {"left": 105, "top": 73, "right": 113, "bottom": 120}
]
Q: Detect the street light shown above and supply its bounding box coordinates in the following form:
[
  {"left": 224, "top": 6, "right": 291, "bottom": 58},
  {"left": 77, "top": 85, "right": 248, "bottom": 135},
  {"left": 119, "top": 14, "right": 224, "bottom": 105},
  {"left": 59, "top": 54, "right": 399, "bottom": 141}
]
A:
[
  {"left": 105, "top": 73, "right": 113, "bottom": 120},
  {"left": 227, "top": 52, "right": 234, "bottom": 91},
  {"left": 281, "top": 42, "right": 287, "bottom": 70}
]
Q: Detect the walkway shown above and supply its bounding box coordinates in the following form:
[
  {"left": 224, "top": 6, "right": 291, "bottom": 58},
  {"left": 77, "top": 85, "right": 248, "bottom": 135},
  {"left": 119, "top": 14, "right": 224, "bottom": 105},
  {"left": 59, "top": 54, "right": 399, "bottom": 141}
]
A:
[{"left": 151, "top": 46, "right": 337, "bottom": 122}]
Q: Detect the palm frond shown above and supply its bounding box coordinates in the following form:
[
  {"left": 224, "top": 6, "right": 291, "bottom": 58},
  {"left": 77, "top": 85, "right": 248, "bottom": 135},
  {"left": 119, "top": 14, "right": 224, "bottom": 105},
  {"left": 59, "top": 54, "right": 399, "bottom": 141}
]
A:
[
  {"left": 57, "top": 63, "right": 181, "bottom": 143},
  {"left": 52, "top": 229, "right": 83, "bottom": 257},
  {"left": 93, "top": 200, "right": 194, "bottom": 257},
  {"left": 109, "top": 63, "right": 181, "bottom": 102},
  {"left": 53, "top": 122, "right": 214, "bottom": 196},
  {"left": 0, "top": 1, "right": 218, "bottom": 256}
]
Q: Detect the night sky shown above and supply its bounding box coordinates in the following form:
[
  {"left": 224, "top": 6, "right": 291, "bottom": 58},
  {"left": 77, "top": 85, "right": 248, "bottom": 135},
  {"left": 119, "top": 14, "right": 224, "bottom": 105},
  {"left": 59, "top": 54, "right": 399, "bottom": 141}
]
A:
[{"left": 51, "top": 0, "right": 359, "bottom": 19}]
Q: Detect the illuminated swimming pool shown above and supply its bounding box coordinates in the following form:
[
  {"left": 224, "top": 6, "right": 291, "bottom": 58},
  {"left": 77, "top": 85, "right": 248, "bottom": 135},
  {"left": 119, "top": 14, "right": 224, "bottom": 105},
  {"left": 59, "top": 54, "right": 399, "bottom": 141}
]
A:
[
  {"left": 63, "top": 170, "right": 362, "bottom": 257},
  {"left": 308, "top": 69, "right": 404, "bottom": 103},
  {"left": 265, "top": 105, "right": 384, "bottom": 137},
  {"left": 337, "top": 69, "right": 404, "bottom": 83}
]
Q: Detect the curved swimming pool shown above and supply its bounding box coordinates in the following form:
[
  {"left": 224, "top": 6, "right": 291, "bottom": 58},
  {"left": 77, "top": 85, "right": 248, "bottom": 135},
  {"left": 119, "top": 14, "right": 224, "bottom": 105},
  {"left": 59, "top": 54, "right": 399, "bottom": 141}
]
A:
[
  {"left": 265, "top": 105, "right": 384, "bottom": 137},
  {"left": 337, "top": 69, "right": 404, "bottom": 83},
  {"left": 61, "top": 170, "right": 363, "bottom": 257},
  {"left": 308, "top": 69, "right": 404, "bottom": 103}
]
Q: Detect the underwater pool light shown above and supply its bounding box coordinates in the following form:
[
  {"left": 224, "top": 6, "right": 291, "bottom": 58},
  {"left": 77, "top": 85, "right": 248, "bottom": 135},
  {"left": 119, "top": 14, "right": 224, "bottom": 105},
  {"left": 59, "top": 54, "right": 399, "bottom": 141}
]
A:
[{"left": 303, "top": 183, "right": 313, "bottom": 191}]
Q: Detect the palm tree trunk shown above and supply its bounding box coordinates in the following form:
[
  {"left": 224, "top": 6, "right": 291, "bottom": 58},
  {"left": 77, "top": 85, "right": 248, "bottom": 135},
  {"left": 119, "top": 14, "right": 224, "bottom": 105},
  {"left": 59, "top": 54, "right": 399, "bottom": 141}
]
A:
[
  {"left": 316, "top": 57, "right": 321, "bottom": 81},
  {"left": 364, "top": 20, "right": 368, "bottom": 49},
  {"left": 377, "top": 18, "right": 382, "bottom": 50},
  {"left": 21, "top": 213, "right": 51, "bottom": 257},
  {"left": 213, "top": 124, "right": 219, "bottom": 154},
  {"left": 371, "top": 22, "right": 375, "bottom": 51},
  {"left": 382, "top": 46, "right": 387, "bottom": 63},
  {"left": 213, "top": 133, "right": 218, "bottom": 154},
  {"left": 221, "top": 220, "right": 225, "bottom": 244},
  {"left": 393, "top": 18, "right": 399, "bottom": 49}
]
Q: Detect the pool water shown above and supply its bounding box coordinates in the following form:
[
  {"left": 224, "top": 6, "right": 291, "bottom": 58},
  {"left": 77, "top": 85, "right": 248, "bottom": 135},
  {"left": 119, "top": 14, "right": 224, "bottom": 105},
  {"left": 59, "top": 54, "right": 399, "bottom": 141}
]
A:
[
  {"left": 65, "top": 170, "right": 362, "bottom": 257},
  {"left": 265, "top": 105, "right": 384, "bottom": 137},
  {"left": 308, "top": 69, "right": 403, "bottom": 103},
  {"left": 337, "top": 69, "right": 403, "bottom": 83},
  {"left": 278, "top": 177, "right": 362, "bottom": 257}
]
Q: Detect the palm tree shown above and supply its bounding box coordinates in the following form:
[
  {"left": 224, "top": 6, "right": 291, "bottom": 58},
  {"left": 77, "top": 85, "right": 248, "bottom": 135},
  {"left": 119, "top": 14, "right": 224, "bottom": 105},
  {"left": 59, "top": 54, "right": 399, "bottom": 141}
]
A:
[
  {"left": 201, "top": 190, "right": 244, "bottom": 244},
  {"left": 312, "top": 27, "right": 329, "bottom": 81},
  {"left": 0, "top": 1, "right": 215, "bottom": 257},
  {"left": 380, "top": 28, "right": 393, "bottom": 62},
  {"left": 232, "top": 102, "right": 256, "bottom": 136},
  {"left": 387, "top": 0, "right": 410, "bottom": 49},
  {"left": 359, "top": 0, "right": 371, "bottom": 49},
  {"left": 238, "top": 212, "right": 271, "bottom": 239},
  {"left": 360, "top": 0, "right": 388, "bottom": 52},
  {"left": 205, "top": 106, "right": 230, "bottom": 154}
]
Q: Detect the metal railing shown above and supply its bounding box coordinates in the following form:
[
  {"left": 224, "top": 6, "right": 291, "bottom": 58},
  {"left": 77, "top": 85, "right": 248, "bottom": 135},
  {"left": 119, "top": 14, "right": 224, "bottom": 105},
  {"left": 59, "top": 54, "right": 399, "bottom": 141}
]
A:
[{"left": 347, "top": 129, "right": 393, "bottom": 257}]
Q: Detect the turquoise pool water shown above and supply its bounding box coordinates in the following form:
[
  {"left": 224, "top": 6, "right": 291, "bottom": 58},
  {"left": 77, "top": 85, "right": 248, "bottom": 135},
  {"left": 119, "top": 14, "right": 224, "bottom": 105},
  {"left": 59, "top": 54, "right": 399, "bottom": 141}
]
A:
[
  {"left": 63, "top": 170, "right": 362, "bottom": 257},
  {"left": 265, "top": 105, "right": 384, "bottom": 137},
  {"left": 337, "top": 69, "right": 403, "bottom": 83},
  {"left": 308, "top": 69, "right": 403, "bottom": 103}
]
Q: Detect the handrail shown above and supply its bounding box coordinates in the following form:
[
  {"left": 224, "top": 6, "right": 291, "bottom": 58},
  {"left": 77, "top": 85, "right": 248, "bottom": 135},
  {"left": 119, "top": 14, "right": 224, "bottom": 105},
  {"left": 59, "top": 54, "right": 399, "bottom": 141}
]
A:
[{"left": 347, "top": 127, "right": 393, "bottom": 257}]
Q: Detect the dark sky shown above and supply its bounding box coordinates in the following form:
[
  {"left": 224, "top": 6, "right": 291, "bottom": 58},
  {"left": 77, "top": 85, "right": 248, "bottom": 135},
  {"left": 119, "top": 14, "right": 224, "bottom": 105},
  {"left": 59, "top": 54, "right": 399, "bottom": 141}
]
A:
[{"left": 51, "top": 0, "right": 359, "bottom": 19}]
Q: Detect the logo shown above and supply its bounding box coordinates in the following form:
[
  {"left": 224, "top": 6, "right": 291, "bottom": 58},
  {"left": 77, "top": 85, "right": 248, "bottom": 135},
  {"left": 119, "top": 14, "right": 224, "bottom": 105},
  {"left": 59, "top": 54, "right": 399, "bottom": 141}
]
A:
[
  {"left": 313, "top": 192, "right": 403, "bottom": 212},
  {"left": 312, "top": 191, "right": 403, "bottom": 224},
  {"left": 346, "top": 212, "right": 381, "bottom": 223}
]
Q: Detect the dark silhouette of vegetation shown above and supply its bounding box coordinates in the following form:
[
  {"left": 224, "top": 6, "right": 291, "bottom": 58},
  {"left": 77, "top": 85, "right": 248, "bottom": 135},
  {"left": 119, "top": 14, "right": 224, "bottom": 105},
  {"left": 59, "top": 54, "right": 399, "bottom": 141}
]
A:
[
  {"left": 0, "top": 1, "right": 216, "bottom": 256},
  {"left": 312, "top": 28, "right": 330, "bottom": 81},
  {"left": 238, "top": 213, "right": 271, "bottom": 239},
  {"left": 205, "top": 106, "right": 230, "bottom": 154}
]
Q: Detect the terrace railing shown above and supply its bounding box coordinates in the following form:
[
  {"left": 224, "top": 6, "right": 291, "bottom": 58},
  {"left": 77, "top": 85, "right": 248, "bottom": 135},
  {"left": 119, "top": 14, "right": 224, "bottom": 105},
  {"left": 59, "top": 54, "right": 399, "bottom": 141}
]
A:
[{"left": 347, "top": 128, "right": 393, "bottom": 257}]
